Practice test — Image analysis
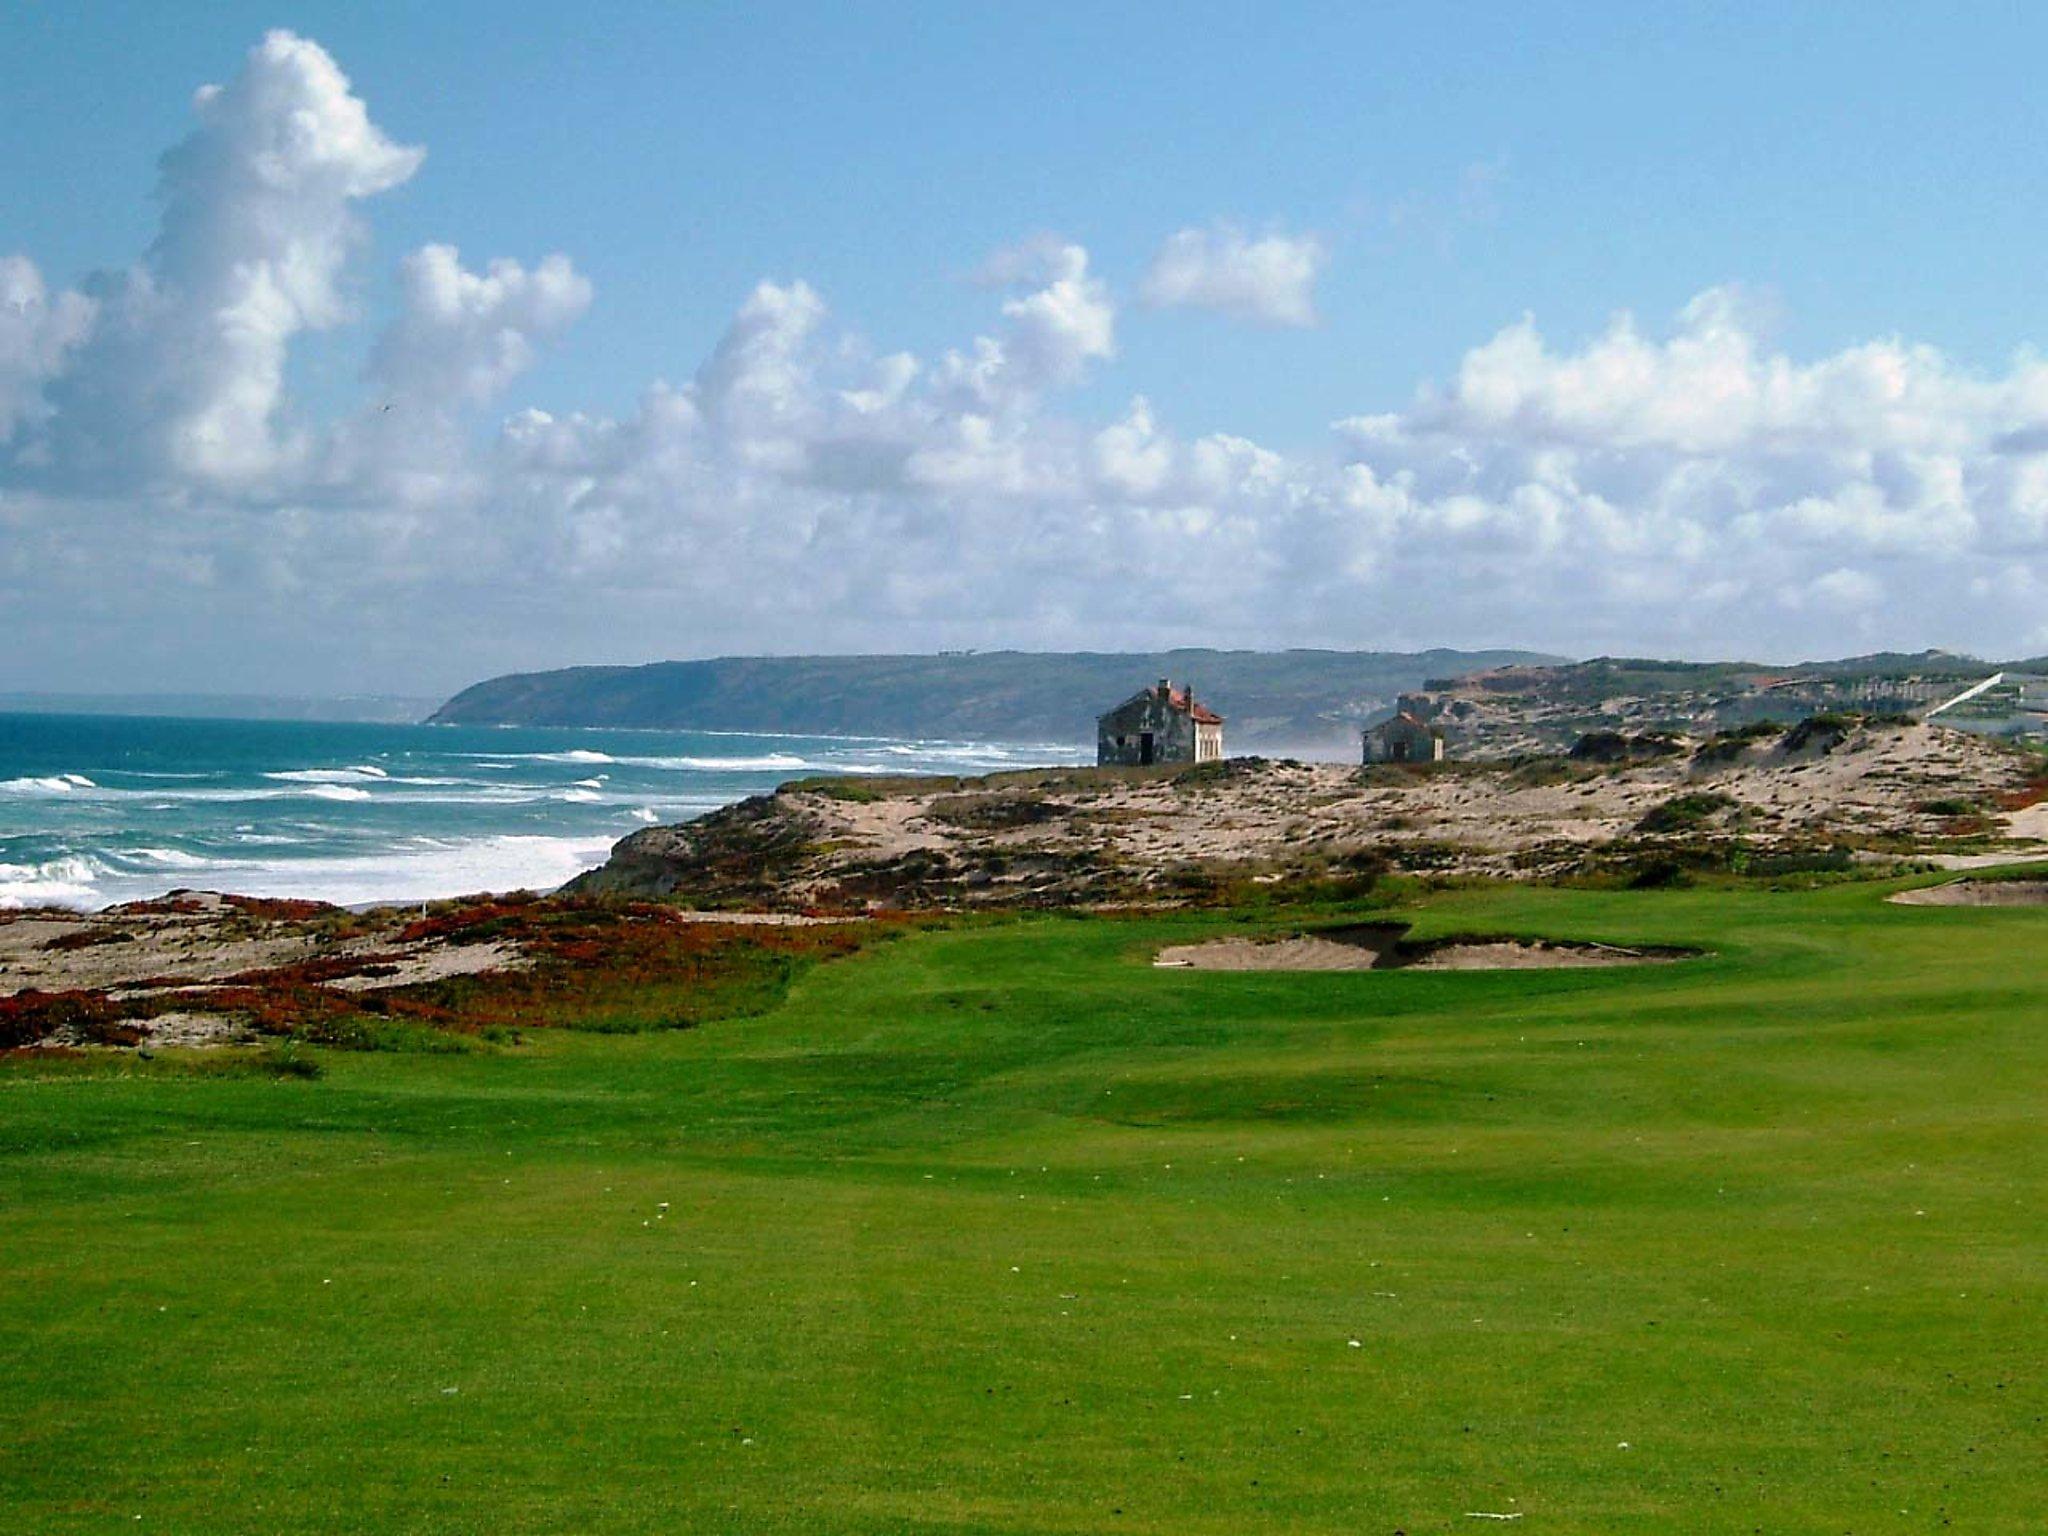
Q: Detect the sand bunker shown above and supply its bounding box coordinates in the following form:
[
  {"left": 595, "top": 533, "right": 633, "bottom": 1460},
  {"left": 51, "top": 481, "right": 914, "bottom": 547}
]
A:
[
  {"left": 1155, "top": 929, "right": 1397, "bottom": 972},
  {"left": 1889, "top": 879, "right": 2048, "bottom": 907},
  {"left": 1155, "top": 923, "right": 1686, "bottom": 972}
]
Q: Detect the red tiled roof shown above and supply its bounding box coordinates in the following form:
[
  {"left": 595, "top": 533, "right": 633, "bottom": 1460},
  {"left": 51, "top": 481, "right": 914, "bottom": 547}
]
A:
[
  {"left": 1158, "top": 683, "right": 1223, "bottom": 724},
  {"left": 1382, "top": 711, "right": 1442, "bottom": 735}
]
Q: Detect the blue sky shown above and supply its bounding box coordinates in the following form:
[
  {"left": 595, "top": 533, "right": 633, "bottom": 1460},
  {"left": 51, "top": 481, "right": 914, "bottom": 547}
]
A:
[
  {"left": 13, "top": 2, "right": 2046, "bottom": 447},
  {"left": 3, "top": 4, "right": 2048, "bottom": 691}
]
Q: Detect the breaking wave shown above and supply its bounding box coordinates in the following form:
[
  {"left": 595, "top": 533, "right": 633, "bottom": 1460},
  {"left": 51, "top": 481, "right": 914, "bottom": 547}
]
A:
[
  {"left": 1, "top": 773, "right": 98, "bottom": 795},
  {"left": 264, "top": 765, "right": 390, "bottom": 783},
  {"left": 1, "top": 714, "right": 1088, "bottom": 911}
]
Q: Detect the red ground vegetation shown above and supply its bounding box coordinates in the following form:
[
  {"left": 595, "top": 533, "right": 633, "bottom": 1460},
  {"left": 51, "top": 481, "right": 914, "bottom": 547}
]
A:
[
  {"left": 2, "top": 895, "right": 879, "bottom": 1050},
  {"left": 222, "top": 895, "right": 338, "bottom": 922},
  {"left": 1995, "top": 769, "right": 2048, "bottom": 812},
  {"left": 108, "top": 896, "right": 209, "bottom": 916}
]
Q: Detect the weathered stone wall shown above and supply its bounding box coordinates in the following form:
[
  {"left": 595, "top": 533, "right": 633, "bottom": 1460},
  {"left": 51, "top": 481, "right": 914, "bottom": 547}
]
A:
[
  {"left": 1364, "top": 716, "right": 1444, "bottom": 764},
  {"left": 1098, "top": 687, "right": 1202, "bottom": 765}
]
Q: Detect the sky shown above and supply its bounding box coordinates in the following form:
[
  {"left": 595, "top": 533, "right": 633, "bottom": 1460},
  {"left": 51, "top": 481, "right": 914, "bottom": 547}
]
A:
[{"left": 4, "top": 2, "right": 2048, "bottom": 696}]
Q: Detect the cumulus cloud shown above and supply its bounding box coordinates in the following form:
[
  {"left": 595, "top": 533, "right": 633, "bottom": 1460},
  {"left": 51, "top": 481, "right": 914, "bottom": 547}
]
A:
[
  {"left": 0, "top": 256, "right": 95, "bottom": 447},
  {"left": 939, "top": 238, "right": 1114, "bottom": 411},
  {"left": 374, "top": 245, "right": 592, "bottom": 408},
  {"left": 38, "top": 31, "right": 426, "bottom": 490},
  {"left": 1140, "top": 224, "right": 1325, "bottom": 327},
  {"left": 1, "top": 32, "right": 2045, "bottom": 695}
]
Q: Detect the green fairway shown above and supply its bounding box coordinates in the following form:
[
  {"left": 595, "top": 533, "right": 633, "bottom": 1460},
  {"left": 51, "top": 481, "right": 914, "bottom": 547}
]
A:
[{"left": 2, "top": 880, "right": 2043, "bottom": 1533}]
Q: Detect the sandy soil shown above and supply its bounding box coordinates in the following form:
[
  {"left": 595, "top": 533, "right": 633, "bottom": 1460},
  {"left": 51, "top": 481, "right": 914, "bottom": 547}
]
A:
[
  {"left": 1155, "top": 932, "right": 1397, "bottom": 971},
  {"left": 1888, "top": 880, "right": 2048, "bottom": 907},
  {"left": 819, "top": 725, "right": 2036, "bottom": 881},
  {"left": 1154, "top": 932, "right": 1683, "bottom": 971},
  {"left": 1400, "top": 941, "right": 1680, "bottom": 970}
]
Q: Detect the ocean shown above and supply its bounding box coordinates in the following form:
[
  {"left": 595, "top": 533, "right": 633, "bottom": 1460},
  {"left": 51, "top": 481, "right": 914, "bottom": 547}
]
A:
[{"left": 0, "top": 713, "right": 1088, "bottom": 910}]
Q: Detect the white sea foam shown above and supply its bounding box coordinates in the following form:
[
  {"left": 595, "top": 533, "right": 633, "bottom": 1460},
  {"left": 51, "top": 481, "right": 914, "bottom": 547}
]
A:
[
  {"left": 0, "top": 855, "right": 110, "bottom": 908},
  {"left": 1, "top": 773, "right": 98, "bottom": 795},
  {"left": 265, "top": 765, "right": 389, "bottom": 784},
  {"left": 127, "top": 847, "right": 213, "bottom": 869},
  {"left": 0, "top": 835, "right": 620, "bottom": 911},
  {"left": 556, "top": 788, "right": 604, "bottom": 803},
  {"left": 302, "top": 784, "right": 373, "bottom": 802},
  {"left": 613, "top": 752, "right": 816, "bottom": 772}
]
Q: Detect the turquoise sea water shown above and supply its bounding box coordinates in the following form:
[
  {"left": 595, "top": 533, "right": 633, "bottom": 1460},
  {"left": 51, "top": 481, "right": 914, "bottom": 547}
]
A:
[{"left": 0, "top": 713, "right": 1086, "bottom": 909}]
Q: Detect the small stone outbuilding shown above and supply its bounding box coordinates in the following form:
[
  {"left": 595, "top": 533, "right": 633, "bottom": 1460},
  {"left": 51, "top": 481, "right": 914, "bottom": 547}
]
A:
[
  {"left": 1364, "top": 696, "right": 1446, "bottom": 764},
  {"left": 1098, "top": 679, "right": 1224, "bottom": 766}
]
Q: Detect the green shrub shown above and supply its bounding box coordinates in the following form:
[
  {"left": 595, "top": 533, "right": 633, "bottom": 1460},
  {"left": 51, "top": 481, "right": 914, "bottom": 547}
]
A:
[
  {"left": 927, "top": 792, "right": 1064, "bottom": 830},
  {"left": 1637, "top": 791, "right": 1739, "bottom": 833},
  {"left": 1505, "top": 755, "right": 1582, "bottom": 788},
  {"left": 1693, "top": 721, "right": 1784, "bottom": 766},
  {"left": 1570, "top": 731, "right": 1684, "bottom": 765},
  {"left": 1915, "top": 797, "right": 1984, "bottom": 818},
  {"left": 1783, "top": 713, "right": 1856, "bottom": 753}
]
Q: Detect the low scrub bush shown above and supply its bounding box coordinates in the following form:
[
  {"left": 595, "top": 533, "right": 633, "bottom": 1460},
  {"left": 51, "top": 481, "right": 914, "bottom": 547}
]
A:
[
  {"left": 1637, "top": 791, "right": 1739, "bottom": 834},
  {"left": 1915, "top": 796, "right": 1986, "bottom": 818},
  {"left": 1693, "top": 721, "right": 1784, "bottom": 766},
  {"left": 1783, "top": 713, "right": 1858, "bottom": 754},
  {"left": 38, "top": 929, "right": 136, "bottom": 953},
  {"left": 1570, "top": 731, "right": 1684, "bottom": 765},
  {"left": 1505, "top": 756, "right": 1583, "bottom": 788},
  {"left": 927, "top": 792, "right": 1066, "bottom": 830}
]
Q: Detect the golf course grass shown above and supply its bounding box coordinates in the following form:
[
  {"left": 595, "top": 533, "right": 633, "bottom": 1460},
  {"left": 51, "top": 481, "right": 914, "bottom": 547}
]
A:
[{"left": 2, "top": 877, "right": 2042, "bottom": 1533}]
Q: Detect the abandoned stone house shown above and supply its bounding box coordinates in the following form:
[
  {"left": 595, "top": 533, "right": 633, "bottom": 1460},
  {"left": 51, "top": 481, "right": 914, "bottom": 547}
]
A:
[
  {"left": 1097, "top": 679, "right": 1224, "bottom": 766},
  {"left": 1363, "top": 695, "right": 1446, "bottom": 764}
]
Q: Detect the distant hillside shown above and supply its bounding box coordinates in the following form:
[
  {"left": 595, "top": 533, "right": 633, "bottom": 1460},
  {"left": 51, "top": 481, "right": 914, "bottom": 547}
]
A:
[
  {"left": 428, "top": 649, "right": 1564, "bottom": 750},
  {"left": 1443, "top": 650, "right": 2000, "bottom": 704}
]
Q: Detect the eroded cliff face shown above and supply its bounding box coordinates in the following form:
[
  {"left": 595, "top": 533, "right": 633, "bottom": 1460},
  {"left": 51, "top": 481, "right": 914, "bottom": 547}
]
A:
[
  {"left": 565, "top": 724, "right": 2046, "bottom": 911},
  {"left": 568, "top": 794, "right": 827, "bottom": 904}
]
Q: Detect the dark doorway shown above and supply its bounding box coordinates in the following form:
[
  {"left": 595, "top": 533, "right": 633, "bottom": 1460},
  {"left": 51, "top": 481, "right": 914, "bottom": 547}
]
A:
[{"left": 1139, "top": 732, "right": 1156, "bottom": 765}]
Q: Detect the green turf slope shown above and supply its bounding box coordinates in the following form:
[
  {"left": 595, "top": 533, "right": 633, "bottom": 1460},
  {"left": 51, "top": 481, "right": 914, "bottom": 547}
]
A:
[{"left": 2, "top": 880, "right": 2042, "bottom": 1533}]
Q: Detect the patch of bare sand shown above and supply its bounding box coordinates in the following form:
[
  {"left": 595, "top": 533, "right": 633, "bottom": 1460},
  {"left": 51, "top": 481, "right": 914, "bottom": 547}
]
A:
[
  {"left": 1889, "top": 879, "right": 2048, "bottom": 907},
  {"left": 1156, "top": 930, "right": 1684, "bottom": 971},
  {"left": 1401, "top": 941, "right": 1679, "bottom": 970},
  {"left": 0, "top": 914, "right": 313, "bottom": 994},
  {"left": 326, "top": 940, "right": 523, "bottom": 990},
  {"left": 1155, "top": 930, "right": 1397, "bottom": 971}
]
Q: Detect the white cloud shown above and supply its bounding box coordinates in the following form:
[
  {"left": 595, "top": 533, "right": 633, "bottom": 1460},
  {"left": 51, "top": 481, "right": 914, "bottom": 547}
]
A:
[
  {"left": 0, "top": 256, "right": 94, "bottom": 448},
  {"left": 1140, "top": 224, "right": 1325, "bottom": 328},
  {"left": 40, "top": 31, "right": 425, "bottom": 490},
  {"left": 374, "top": 244, "right": 592, "bottom": 408},
  {"left": 938, "top": 239, "right": 1114, "bottom": 411},
  {"left": 2, "top": 32, "right": 2046, "bottom": 695}
]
